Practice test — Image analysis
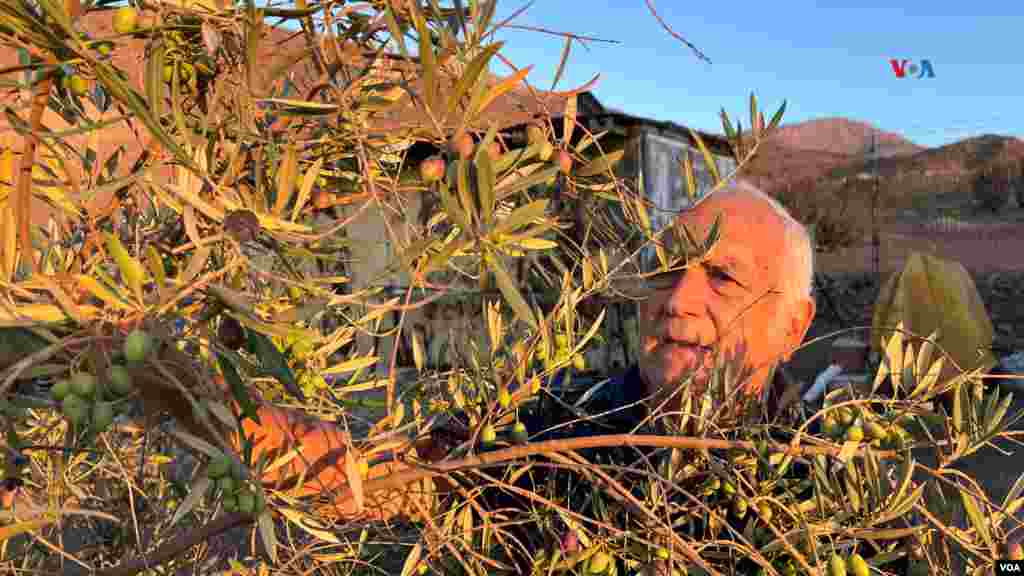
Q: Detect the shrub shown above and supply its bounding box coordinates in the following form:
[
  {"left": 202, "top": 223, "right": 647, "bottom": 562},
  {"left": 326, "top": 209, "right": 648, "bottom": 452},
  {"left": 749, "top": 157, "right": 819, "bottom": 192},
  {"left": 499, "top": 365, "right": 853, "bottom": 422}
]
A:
[
  {"left": 0, "top": 2, "right": 1016, "bottom": 576},
  {"left": 972, "top": 167, "right": 1013, "bottom": 213},
  {"left": 771, "top": 177, "right": 866, "bottom": 252}
]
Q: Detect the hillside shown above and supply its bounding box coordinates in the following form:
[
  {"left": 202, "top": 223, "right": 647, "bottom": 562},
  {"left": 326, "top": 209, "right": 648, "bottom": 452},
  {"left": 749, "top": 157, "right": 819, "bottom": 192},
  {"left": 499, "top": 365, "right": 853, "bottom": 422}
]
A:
[
  {"left": 743, "top": 118, "right": 1023, "bottom": 194},
  {"left": 830, "top": 134, "right": 1024, "bottom": 179},
  {"left": 741, "top": 117, "right": 922, "bottom": 189}
]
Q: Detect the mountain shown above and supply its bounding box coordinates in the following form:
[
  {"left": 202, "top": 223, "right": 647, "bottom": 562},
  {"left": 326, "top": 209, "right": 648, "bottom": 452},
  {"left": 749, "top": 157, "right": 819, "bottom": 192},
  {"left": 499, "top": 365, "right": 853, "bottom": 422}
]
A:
[
  {"left": 740, "top": 118, "right": 922, "bottom": 188},
  {"left": 741, "top": 118, "right": 1024, "bottom": 192},
  {"left": 830, "top": 134, "right": 1024, "bottom": 180},
  {"left": 762, "top": 117, "right": 923, "bottom": 158}
]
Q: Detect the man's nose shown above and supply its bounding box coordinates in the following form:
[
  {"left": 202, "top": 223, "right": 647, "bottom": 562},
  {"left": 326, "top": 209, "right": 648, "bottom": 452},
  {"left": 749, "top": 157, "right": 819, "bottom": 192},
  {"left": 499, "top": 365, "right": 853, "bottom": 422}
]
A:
[{"left": 664, "top": 266, "right": 711, "bottom": 317}]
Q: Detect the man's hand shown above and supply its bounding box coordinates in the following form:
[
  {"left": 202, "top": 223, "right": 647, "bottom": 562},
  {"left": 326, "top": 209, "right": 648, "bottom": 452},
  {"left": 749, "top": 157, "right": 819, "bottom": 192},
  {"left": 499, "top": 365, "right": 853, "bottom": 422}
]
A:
[{"left": 216, "top": 378, "right": 455, "bottom": 522}]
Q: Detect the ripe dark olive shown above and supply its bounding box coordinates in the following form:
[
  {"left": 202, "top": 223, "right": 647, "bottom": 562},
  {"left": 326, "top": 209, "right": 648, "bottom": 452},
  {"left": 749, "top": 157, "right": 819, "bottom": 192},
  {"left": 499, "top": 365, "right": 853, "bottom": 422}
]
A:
[{"left": 217, "top": 316, "right": 247, "bottom": 351}]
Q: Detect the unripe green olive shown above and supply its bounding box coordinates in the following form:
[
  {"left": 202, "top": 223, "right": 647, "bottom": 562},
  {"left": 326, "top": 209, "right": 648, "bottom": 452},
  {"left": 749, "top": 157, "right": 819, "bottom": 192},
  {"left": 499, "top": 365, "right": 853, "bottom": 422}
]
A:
[
  {"left": 847, "top": 553, "right": 869, "bottom": 576},
  {"left": 71, "top": 372, "right": 96, "bottom": 399},
  {"left": 828, "top": 553, "right": 847, "bottom": 576},
  {"left": 218, "top": 475, "right": 235, "bottom": 494},
  {"left": 236, "top": 491, "right": 256, "bottom": 514},
  {"left": 51, "top": 379, "right": 71, "bottom": 401},
  {"left": 207, "top": 453, "right": 230, "bottom": 478},
  {"left": 62, "top": 394, "right": 88, "bottom": 426},
  {"left": 124, "top": 330, "right": 153, "bottom": 364},
  {"left": 108, "top": 365, "right": 133, "bottom": 396},
  {"left": 92, "top": 402, "right": 115, "bottom": 432},
  {"left": 865, "top": 421, "right": 887, "bottom": 441},
  {"left": 511, "top": 421, "right": 528, "bottom": 444},
  {"left": 587, "top": 550, "right": 611, "bottom": 574},
  {"left": 480, "top": 424, "right": 496, "bottom": 446}
]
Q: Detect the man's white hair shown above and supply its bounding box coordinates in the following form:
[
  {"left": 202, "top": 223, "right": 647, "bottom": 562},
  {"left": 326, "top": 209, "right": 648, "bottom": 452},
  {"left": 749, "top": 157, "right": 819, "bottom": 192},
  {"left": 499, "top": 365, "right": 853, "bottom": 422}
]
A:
[{"left": 697, "top": 179, "right": 815, "bottom": 309}]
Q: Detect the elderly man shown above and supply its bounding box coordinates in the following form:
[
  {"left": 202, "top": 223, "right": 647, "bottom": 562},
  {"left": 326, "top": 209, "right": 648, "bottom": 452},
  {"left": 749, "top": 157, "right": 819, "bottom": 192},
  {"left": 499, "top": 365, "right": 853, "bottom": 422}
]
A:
[{"left": 223, "top": 181, "right": 818, "bottom": 523}]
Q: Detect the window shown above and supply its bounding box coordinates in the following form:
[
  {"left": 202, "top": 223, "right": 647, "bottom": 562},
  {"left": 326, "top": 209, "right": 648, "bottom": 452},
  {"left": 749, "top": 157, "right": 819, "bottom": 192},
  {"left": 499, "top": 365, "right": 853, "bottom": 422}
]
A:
[{"left": 640, "top": 132, "right": 736, "bottom": 271}]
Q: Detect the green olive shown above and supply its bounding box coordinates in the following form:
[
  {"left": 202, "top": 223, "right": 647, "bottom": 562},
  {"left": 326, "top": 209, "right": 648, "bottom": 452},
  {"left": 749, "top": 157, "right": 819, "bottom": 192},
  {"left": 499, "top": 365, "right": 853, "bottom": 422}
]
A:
[
  {"left": 124, "top": 330, "right": 153, "bottom": 364},
  {"left": 828, "top": 553, "right": 847, "bottom": 576},
  {"left": 236, "top": 491, "right": 256, "bottom": 514},
  {"left": 847, "top": 553, "right": 869, "bottom": 576},
  {"left": 92, "top": 402, "right": 115, "bottom": 433},
  {"left": 511, "top": 421, "right": 528, "bottom": 444},
  {"left": 866, "top": 421, "right": 887, "bottom": 441},
  {"left": 108, "top": 365, "right": 133, "bottom": 396},
  {"left": 51, "top": 379, "right": 71, "bottom": 401},
  {"left": 218, "top": 475, "right": 235, "bottom": 494},
  {"left": 71, "top": 372, "right": 96, "bottom": 399},
  {"left": 586, "top": 550, "right": 611, "bottom": 574},
  {"left": 64, "top": 74, "right": 89, "bottom": 97},
  {"left": 480, "top": 424, "right": 497, "bottom": 446},
  {"left": 207, "top": 453, "right": 230, "bottom": 478},
  {"left": 732, "top": 498, "right": 749, "bottom": 519},
  {"left": 62, "top": 394, "right": 88, "bottom": 426},
  {"left": 838, "top": 407, "right": 854, "bottom": 425}
]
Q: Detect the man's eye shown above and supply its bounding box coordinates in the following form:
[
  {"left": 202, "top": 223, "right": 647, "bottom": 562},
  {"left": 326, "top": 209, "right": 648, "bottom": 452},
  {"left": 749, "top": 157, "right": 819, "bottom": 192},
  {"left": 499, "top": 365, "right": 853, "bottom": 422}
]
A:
[
  {"left": 709, "top": 267, "right": 736, "bottom": 284},
  {"left": 647, "top": 271, "right": 681, "bottom": 290}
]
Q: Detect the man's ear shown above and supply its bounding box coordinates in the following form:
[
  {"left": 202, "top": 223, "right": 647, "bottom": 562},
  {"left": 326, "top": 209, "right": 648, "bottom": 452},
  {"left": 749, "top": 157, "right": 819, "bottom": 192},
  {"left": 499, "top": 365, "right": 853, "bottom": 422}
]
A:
[{"left": 782, "top": 296, "right": 816, "bottom": 362}]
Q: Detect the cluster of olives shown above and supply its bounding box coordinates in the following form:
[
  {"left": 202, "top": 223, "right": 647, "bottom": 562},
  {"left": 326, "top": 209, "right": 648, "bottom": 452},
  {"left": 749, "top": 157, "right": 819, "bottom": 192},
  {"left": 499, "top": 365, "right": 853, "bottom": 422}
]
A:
[
  {"left": 820, "top": 405, "right": 911, "bottom": 449},
  {"left": 478, "top": 420, "right": 529, "bottom": 448},
  {"left": 206, "top": 451, "right": 265, "bottom": 515},
  {"left": 827, "top": 552, "right": 870, "bottom": 576},
  {"left": 699, "top": 476, "right": 775, "bottom": 527},
  {"left": 417, "top": 124, "right": 569, "bottom": 186},
  {"left": 61, "top": 71, "right": 90, "bottom": 98},
  {"left": 51, "top": 329, "right": 152, "bottom": 432}
]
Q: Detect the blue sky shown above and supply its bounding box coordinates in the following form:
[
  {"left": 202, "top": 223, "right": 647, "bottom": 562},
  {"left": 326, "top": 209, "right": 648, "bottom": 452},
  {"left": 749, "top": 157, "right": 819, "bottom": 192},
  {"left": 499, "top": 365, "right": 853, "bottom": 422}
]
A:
[
  {"left": 482, "top": 1, "right": 1022, "bottom": 148},
  {"left": 259, "top": 1, "right": 1022, "bottom": 148}
]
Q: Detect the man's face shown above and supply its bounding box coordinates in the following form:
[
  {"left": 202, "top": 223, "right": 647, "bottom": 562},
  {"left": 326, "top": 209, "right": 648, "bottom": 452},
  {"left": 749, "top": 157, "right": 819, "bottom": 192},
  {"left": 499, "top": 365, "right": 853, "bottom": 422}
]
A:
[{"left": 636, "top": 192, "right": 815, "bottom": 407}]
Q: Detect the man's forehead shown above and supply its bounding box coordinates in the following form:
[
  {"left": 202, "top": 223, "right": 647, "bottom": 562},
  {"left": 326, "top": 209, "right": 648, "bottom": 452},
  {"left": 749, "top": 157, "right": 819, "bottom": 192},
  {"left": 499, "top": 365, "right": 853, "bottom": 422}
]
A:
[{"left": 668, "top": 194, "right": 787, "bottom": 278}]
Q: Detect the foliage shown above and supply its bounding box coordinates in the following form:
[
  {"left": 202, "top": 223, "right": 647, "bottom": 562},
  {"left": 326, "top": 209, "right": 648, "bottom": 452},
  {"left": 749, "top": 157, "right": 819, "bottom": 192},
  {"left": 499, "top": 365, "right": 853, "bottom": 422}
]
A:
[
  {"left": 0, "top": 1, "right": 1021, "bottom": 575},
  {"left": 971, "top": 166, "right": 1014, "bottom": 214},
  {"left": 770, "top": 177, "right": 865, "bottom": 253}
]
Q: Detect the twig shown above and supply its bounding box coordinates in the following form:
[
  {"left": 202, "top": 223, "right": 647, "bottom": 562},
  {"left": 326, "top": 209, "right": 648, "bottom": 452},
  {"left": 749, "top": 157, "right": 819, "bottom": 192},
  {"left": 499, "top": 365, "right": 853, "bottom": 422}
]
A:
[
  {"left": 95, "top": 512, "right": 256, "bottom": 576},
  {"left": 499, "top": 24, "right": 621, "bottom": 44},
  {"left": 643, "top": 0, "right": 712, "bottom": 65},
  {"left": 0, "top": 336, "right": 98, "bottom": 397},
  {"left": 344, "top": 433, "right": 896, "bottom": 505}
]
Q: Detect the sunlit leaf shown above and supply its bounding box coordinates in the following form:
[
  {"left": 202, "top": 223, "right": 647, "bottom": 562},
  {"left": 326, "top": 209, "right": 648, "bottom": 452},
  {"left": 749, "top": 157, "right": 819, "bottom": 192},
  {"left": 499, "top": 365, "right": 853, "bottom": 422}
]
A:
[
  {"left": 468, "top": 65, "right": 532, "bottom": 121},
  {"left": 961, "top": 489, "right": 994, "bottom": 551},
  {"left": 105, "top": 232, "right": 148, "bottom": 304},
  {"left": 577, "top": 149, "right": 624, "bottom": 178},
  {"left": 171, "top": 475, "right": 211, "bottom": 525},
  {"left": 446, "top": 42, "right": 503, "bottom": 119},
  {"left": 76, "top": 275, "right": 133, "bottom": 311},
  {"left": 0, "top": 513, "right": 57, "bottom": 543},
  {"left": 488, "top": 254, "right": 536, "bottom": 329},
  {"left": 278, "top": 507, "right": 342, "bottom": 544},
  {"left": 400, "top": 542, "right": 424, "bottom": 576}
]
